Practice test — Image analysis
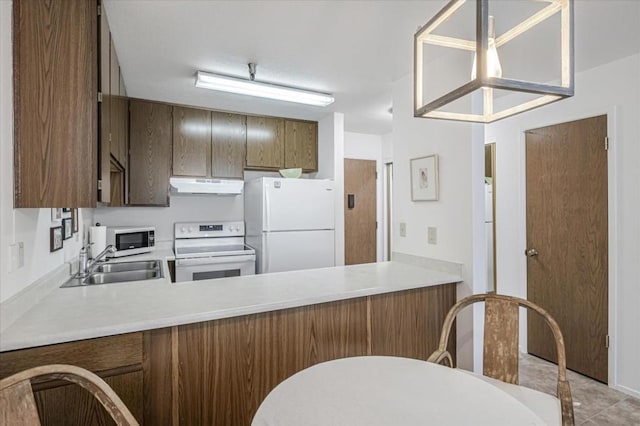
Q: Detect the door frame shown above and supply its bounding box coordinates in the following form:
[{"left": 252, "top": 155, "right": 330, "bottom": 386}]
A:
[{"left": 514, "top": 107, "right": 618, "bottom": 387}]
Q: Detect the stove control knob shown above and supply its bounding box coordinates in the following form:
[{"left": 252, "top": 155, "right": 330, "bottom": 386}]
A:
[
  {"left": 188, "top": 227, "right": 194, "bottom": 233},
  {"left": 235, "top": 226, "right": 240, "bottom": 232},
  {"left": 180, "top": 227, "right": 186, "bottom": 233}
]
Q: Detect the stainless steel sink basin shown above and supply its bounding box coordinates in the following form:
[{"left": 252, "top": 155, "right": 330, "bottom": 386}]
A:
[
  {"left": 84, "top": 269, "right": 161, "bottom": 284},
  {"left": 93, "top": 260, "right": 161, "bottom": 273},
  {"left": 61, "top": 259, "right": 164, "bottom": 288}
]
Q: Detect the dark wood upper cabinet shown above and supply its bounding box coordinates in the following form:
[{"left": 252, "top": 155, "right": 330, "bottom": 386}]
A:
[
  {"left": 285, "top": 120, "right": 318, "bottom": 172},
  {"left": 98, "top": 4, "right": 111, "bottom": 204},
  {"left": 109, "top": 39, "right": 128, "bottom": 169},
  {"left": 172, "top": 106, "right": 211, "bottom": 177},
  {"left": 13, "top": 0, "right": 98, "bottom": 208},
  {"left": 211, "top": 112, "right": 246, "bottom": 179},
  {"left": 129, "top": 100, "right": 172, "bottom": 206},
  {"left": 246, "top": 116, "right": 285, "bottom": 170}
]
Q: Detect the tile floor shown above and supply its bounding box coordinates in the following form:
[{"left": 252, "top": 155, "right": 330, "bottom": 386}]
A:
[{"left": 519, "top": 353, "right": 640, "bottom": 425}]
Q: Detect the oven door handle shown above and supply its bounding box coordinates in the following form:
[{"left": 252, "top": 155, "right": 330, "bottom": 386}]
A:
[{"left": 175, "top": 255, "right": 256, "bottom": 267}]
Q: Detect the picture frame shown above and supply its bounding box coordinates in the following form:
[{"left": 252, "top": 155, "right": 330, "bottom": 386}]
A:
[
  {"left": 410, "top": 154, "right": 439, "bottom": 201},
  {"left": 72, "top": 208, "right": 79, "bottom": 233},
  {"left": 51, "top": 208, "right": 62, "bottom": 221},
  {"left": 50, "top": 226, "right": 63, "bottom": 252},
  {"left": 62, "top": 218, "right": 73, "bottom": 240}
]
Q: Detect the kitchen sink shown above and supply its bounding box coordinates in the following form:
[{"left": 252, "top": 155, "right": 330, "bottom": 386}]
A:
[
  {"left": 84, "top": 269, "right": 161, "bottom": 284},
  {"left": 93, "top": 260, "right": 161, "bottom": 273},
  {"left": 61, "top": 260, "right": 164, "bottom": 288}
]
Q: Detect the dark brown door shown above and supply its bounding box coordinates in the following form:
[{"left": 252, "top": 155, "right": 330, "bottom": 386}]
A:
[
  {"left": 526, "top": 115, "right": 608, "bottom": 383},
  {"left": 344, "top": 159, "right": 377, "bottom": 265}
]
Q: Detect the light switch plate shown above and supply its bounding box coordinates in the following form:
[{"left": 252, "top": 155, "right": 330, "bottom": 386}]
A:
[
  {"left": 399, "top": 222, "right": 407, "bottom": 237},
  {"left": 10, "top": 242, "right": 24, "bottom": 271},
  {"left": 428, "top": 227, "right": 437, "bottom": 245}
]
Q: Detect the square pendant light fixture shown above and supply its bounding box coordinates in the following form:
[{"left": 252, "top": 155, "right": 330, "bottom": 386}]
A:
[
  {"left": 414, "top": 0, "right": 574, "bottom": 123},
  {"left": 195, "top": 65, "right": 334, "bottom": 107}
]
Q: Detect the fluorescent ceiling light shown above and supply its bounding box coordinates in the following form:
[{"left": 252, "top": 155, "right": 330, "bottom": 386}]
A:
[{"left": 195, "top": 71, "right": 334, "bottom": 107}]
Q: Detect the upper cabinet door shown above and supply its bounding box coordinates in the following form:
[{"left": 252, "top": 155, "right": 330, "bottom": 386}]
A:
[
  {"left": 211, "top": 112, "right": 246, "bottom": 179},
  {"left": 129, "top": 100, "right": 172, "bottom": 206},
  {"left": 246, "top": 116, "right": 285, "bottom": 170},
  {"left": 284, "top": 120, "right": 318, "bottom": 172},
  {"left": 13, "top": 0, "right": 98, "bottom": 208},
  {"left": 98, "top": 5, "right": 111, "bottom": 204},
  {"left": 172, "top": 106, "right": 211, "bottom": 177}
]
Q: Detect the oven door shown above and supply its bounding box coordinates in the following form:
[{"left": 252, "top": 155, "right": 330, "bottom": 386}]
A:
[{"left": 175, "top": 254, "right": 256, "bottom": 283}]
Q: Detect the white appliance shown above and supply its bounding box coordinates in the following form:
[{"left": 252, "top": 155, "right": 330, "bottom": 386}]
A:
[
  {"left": 169, "top": 177, "right": 243, "bottom": 195},
  {"left": 245, "top": 177, "right": 335, "bottom": 274},
  {"left": 485, "top": 182, "right": 494, "bottom": 292},
  {"left": 174, "top": 221, "right": 256, "bottom": 283},
  {"left": 106, "top": 226, "right": 155, "bottom": 257}
]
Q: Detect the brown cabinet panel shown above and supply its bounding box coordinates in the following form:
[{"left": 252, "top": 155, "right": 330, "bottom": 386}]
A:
[
  {"left": 246, "top": 116, "right": 285, "bottom": 170},
  {"left": 211, "top": 112, "right": 246, "bottom": 179},
  {"left": 0, "top": 333, "right": 143, "bottom": 379},
  {"left": 129, "top": 100, "right": 172, "bottom": 206},
  {"left": 111, "top": 96, "right": 129, "bottom": 169},
  {"left": 284, "top": 120, "right": 318, "bottom": 172},
  {"left": 98, "top": 5, "right": 111, "bottom": 204},
  {"left": 172, "top": 106, "right": 211, "bottom": 177},
  {"left": 33, "top": 369, "right": 143, "bottom": 425},
  {"left": 13, "top": 0, "right": 98, "bottom": 207},
  {"left": 369, "top": 285, "right": 457, "bottom": 362},
  {"left": 176, "top": 297, "right": 368, "bottom": 425},
  {"left": 143, "top": 327, "right": 175, "bottom": 426}
]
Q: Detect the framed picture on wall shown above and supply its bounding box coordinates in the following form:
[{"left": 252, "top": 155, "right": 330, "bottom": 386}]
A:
[
  {"left": 62, "top": 218, "right": 73, "bottom": 240},
  {"left": 51, "top": 208, "right": 62, "bottom": 222},
  {"left": 50, "top": 226, "right": 63, "bottom": 252},
  {"left": 410, "top": 154, "right": 439, "bottom": 201}
]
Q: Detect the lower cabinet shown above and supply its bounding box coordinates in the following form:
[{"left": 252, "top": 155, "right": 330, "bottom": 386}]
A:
[{"left": 0, "top": 284, "right": 456, "bottom": 426}]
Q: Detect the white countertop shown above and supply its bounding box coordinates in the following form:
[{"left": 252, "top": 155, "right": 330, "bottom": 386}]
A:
[{"left": 0, "top": 253, "right": 461, "bottom": 352}]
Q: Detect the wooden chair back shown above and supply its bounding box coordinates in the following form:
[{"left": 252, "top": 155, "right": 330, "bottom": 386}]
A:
[
  {"left": 0, "top": 364, "right": 139, "bottom": 426},
  {"left": 427, "top": 293, "right": 574, "bottom": 426}
]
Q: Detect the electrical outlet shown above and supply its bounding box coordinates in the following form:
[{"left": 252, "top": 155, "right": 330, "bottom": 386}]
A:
[
  {"left": 399, "top": 222, "right": 407, "bottom": 237},
  {"left": 428, "top": 227, "right": 437, "bottom": 245}
]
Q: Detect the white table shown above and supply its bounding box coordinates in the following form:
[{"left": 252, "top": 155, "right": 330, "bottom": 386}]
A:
[{"left": 252, "top": 356, "right": 551, "bottom": 426}]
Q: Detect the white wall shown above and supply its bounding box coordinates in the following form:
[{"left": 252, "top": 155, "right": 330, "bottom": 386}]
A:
[
  {"left": 316, "top": 113, "right": 345, "bottom": 266},
  {"left": 0, "top": 1, "right": 93, "bottom": 303},
  {"left": 390, "top": 72, "right": 485, "bottom": 371},
  {"left": 93, "top": 194, "right": 244, "bottom": 243},
  {"left": 486, "top": 53, "right": 640, "bottom": 396},
  {"left": 344, "top": 132, "right": 384, "bottom": 262}
]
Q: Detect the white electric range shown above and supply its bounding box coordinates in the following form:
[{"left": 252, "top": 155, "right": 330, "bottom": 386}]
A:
[{"left": 173, "top": 221, "right": 256, "bottom": 283}]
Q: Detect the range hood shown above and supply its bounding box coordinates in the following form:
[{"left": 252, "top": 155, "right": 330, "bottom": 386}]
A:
[{"left": 169, "top": 177, "right": 243, "bottom": 195}]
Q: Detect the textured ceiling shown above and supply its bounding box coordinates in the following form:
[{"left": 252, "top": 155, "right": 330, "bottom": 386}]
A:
[{"left": 104, "top": 0, "right": 640, "bottom": 135}]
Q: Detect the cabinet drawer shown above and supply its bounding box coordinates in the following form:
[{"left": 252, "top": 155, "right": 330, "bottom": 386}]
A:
[{"left": 0, "top": 332, "right": 143, "bottom": 379}]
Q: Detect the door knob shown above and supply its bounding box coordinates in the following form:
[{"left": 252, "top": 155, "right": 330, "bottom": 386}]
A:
[{"left": 525, "top": 248, "right": 539, "bottom": 257}]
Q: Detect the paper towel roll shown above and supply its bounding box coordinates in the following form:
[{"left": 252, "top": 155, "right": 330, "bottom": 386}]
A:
[{"left": 90, "top": 225, "right": 107, "bottom": 258}]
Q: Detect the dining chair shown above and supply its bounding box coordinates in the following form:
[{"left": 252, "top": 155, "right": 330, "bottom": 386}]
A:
[
  {"left": 0, "top": 364, "right": 139, "bottom": 426},
  {"left": 428, "top": 293, "right": 574, "bottom": 426}
]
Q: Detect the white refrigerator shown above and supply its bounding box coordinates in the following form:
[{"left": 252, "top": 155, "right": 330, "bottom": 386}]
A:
[{"left": 245, "top": 177, "right": 335, "bottom": 274}]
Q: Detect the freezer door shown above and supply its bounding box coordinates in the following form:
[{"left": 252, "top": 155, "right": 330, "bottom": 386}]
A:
[
  {"left": 264, "top": 179, "right": 335, "bottom": 231},
  {"left": 261, "top": 230, "right": 335, "bottom": 273}
]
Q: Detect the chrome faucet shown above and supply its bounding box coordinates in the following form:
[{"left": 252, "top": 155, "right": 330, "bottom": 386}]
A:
[{"left": 78, "top": 244, "right": 116, "bottom": 278}]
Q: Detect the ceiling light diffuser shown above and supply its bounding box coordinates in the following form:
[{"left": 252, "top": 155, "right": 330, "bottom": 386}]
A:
[
  {"left": 195, "top": 71, "right": 334, "bottom": 107},
  {"left": 414, "top": 0, "right": 574, "bottom": 123}
]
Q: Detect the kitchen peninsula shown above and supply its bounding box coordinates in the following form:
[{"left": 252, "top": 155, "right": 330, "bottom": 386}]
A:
[{"left": 0, "top": 258, "right": 460, "bottom": 425}]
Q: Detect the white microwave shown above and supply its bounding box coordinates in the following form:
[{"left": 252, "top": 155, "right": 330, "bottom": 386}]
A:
[{"left": 106, "top": 226, "right": 155, "bottom": 257}]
